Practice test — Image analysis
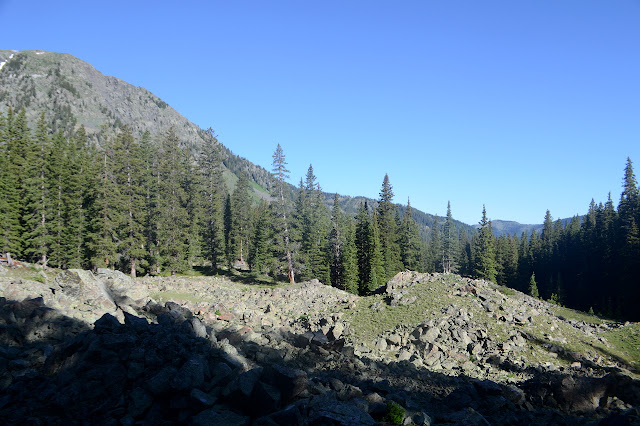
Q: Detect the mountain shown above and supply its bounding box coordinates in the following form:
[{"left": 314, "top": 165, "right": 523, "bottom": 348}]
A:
[
  {"left": 0, "top": 49, "right": 479, "bottom": 237},
  {"left": 0, "top": 49, "right": 274, "bottom": 197},
  {"left": 479, "top": 217, "right": 580, "bottom": 237}
]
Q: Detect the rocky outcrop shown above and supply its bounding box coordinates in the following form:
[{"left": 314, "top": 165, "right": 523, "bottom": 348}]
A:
[{"left": 0, "top": 268, "right": 150, "bottom": 324}]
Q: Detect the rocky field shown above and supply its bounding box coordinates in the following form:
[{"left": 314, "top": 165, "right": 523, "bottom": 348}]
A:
[{"left": 1, "top": 264, "right": 639, "bottom": 425}]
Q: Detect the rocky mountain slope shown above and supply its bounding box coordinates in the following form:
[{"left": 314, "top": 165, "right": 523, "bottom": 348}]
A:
[
  {"left": 1, "top": 263, "right": 638, "bottom": 424},
  {"left": 0, "top": 49, "right": 481, "bottom": 234}
]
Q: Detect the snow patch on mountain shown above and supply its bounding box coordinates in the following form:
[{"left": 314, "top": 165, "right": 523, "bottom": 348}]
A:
[{"left": 0, "top": 53, "right": 15, "bottom": 72}]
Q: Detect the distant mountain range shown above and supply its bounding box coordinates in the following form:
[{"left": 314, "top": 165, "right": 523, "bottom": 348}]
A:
[{"left": 0, "top": 49, "right": 548, "bottom": 237}]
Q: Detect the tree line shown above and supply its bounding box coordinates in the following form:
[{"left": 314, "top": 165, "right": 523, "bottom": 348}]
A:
[{"left": 1, "top": 107, "right": 639, "bottom": 320}]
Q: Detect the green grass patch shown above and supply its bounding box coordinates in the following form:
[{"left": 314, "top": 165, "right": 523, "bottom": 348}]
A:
[
  {"left": 495, "top": 285, "right": 517, "bottom": 296},
  {"left": 601, "top": 323, "right": 640, "bottom": 371},
  {"left": 550, "top": 305, "right": 613, "bottom": 326}
]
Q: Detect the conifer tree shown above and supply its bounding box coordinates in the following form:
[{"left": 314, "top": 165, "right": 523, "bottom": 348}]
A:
[
  {"left": 21, "top": 112, "right": 51, "bottom": 266},
  {"left": 473, "top": 205, "right": 498, "bottom": 282},
  {"left": 399, "top": 199, "right": 422, "bottom": 271},
  {"left": 155, "top": 127, "right": 189, "bottom": 274},
  {"left": 457, "top": 230, "right": 472, "bottom": 276},
  {"left": 429, "top": 216, "right": 442, "bottom": 272},
  {"left": 249, "top": 201, "right": 273, "bottom": 275},
  {"left": 299, "top": 165, "right": 330, "bottom": 283},
  {"left": 200, "top": 128, "right": 226, "bottom": 269},
  {"left": 183, "top": 148, "right": 204, "bottom": 268},
  {"left": 0, "top": 111, "right": 23, "bottom": 256},
  {"left": 112, "top": 126, "right": 147, "bottom": 276},
  {"left": 442, "top": 201, "right": 458, "bottom": 273},
  {"left": 88, "top": 133, "right": 119, "bottom": 269},
  {"left": 355, "top": 203, "right": 384, "bottom": 294},
  {"left": 139, "top": 130, "right": 159, "bottom": 273},
  {"left": 377, "top": 174, "right": 402, "bottom": 281},
  {"left": 328, "top": 194, "right": 344, "bottom": 288},
  {"left": 271, "top": 144, "right": 295, "bottom": 283},
  {"left": 529, "top": 272, "right": 539, "bottom": 298},
  {"left": 230, "top": 174, "right": 252, "bottom": 264},
  {"left": 63, "top": 125, "right": 92, "bottom": 268},
  {"left": 341, "top": 217, "right": 359, "bottom": 294},
  {"left": 47, "top": 130, "right": 67, "bottom": 268}
]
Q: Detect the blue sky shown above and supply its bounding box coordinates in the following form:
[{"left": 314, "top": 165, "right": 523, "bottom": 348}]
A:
[{"left": 2, "top": 1, "right": 639, "bottom": 225}]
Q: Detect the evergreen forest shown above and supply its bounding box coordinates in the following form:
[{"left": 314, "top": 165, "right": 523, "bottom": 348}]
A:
[{"left": 1, "top": 107, "right": 639, "bottom": 321}]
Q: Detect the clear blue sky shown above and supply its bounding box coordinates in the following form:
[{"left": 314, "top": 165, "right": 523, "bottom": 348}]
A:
[{"left": 2, "top": 0, "right": 639, "bottom": 225}]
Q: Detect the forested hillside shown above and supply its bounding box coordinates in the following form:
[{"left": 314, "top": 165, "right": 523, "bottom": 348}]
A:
[{"left": 1, "top": 50, "right": 639, "bottom": 322}]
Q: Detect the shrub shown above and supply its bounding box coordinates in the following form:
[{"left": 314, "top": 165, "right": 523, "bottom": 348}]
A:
[{"left": 383, "top": 401, "right": 405, "bottom": 425}]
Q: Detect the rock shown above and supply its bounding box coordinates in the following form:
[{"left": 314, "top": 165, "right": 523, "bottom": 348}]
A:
[
  {"left": 557, "top": 375, "right": 608, "bottom": 412},
  {"left": 146, "top": 366, "right": 178, "bottom": 395},
  {"left": 446, "top": 407, "right": 491, "bottom": 425},
  {"left": 223, "top": 367, "right": 263, "bottom": 402},
  {"left": 251, "top": 380, "right": 281, "bottom": 416},
  {"left": 128, "top": 387, "right": 153, "bottom": 418},
  {"left": 183, "top": 317, "right": 208, "bottom": 339},
  {"left": 262, "top": 363, "right": 308, "bottom": 403},
  {"left": 397, "top": 349, "right": 412, "bottom": 361},
  {"left": 308, "top": 395, "right": 376, "bottom": 425},
  {"left": 191, "top": 409, "right": 250, "bottom": 426},
  {"left": 171, "top": 357, "right": 206, "bottom": 391},
  {"left": 94, "top": 313, "right": 122, "bottom": 331},
  {"left": 328, "top": 322, "right": 345, "bottom": 340},
  {"left": 424, "top": 327, "right": 439, "bottom": 343},
  {"left": 412, "top": 412, "right": 433, "bottom": 425}
]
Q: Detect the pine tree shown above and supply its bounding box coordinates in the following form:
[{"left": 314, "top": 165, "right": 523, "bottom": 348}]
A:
[
  {"left": 617, "top": 158, "right": 640, "bottom": 318},
  {"left": 377, "top": 174, "right": 402, "bottom": 281},
  {"left": 473, "top": 205, "right": 498, "bottom": 282},
  {"left": 47, "top": 130, "right": 67, "bottom": 268},
  {"left": 328, "top": 194, "right": 344, "bottom": 288},
  {"left": 249, "top": 201, "right": 273, "bottom": 275},
  {"left": 341, "top": 217, "right": 359, "bottom": 294},
  {"left": 399, "top": 199, "right": 422, "bottom": 271},
  {"left": 355, "top": 202, "right": 384, "bottom": 294},
  {"left": 112, "top": 126, "right": 147, "bottom": 276},
  {"left": 88, "top": 134, "right": 119, "bottom": 269},
  {"left": 230, "top": 174, "right": 252, "bottom": 265},
  {"left": 21, "top": 112, "right": 51, "bottom": 266},
  {"left": 0, "top": 110, "right": 23, "bottom": 257},
  {"left": 155, "top": 127, "right": 189, "bottom": 274},
  {"left": 271, "top": 144, "right": 295, "bottom": 283},
  {"left": 429, "top": 216, "right": 442, "bottom": 272},
  {"left": 0, "top": 109, "right": 24, "bottom": 257},
  {"left": 63, "top": 126, "right": 91, "bottom": 268},
  {"left": 529, "top": 272, "right": 539, "bottom": 298},
  {"left": 299, "top": 165, "right": 330, "bottom": 284},
  {"left": 139, "top": 130, "right": 159, "bottom": 273},
  {"left": 183, "top": 148, "right": 204, "bottom": 268},
  {"left": 200, "top": 128, "right": 226, "bottom": 269},
  {"left": 442, "top": 201, "right": 458, "bottom": 273}
]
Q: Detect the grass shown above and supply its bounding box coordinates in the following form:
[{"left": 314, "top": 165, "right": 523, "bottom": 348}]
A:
[
  {"left": 600, "top": 323, "right": 640, "bottom": 371},
  {"left": 346, "top": 274, "right": 477, "bottom": 342},
  {"left": 549, "top": 304, "right": 614, "bottom": 326}
]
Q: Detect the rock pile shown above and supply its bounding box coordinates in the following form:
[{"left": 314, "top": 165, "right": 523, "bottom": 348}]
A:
[{"left": 1, "top": 269, "right": 640, "bottom": 425}]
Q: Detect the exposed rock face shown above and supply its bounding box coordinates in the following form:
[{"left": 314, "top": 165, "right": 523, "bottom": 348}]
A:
[
  {"left": 0, "top": 269, "right": 639, "bottom": 425},
  {"left": 1, "top": 268, "right": 149, "bottom": 325}
]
